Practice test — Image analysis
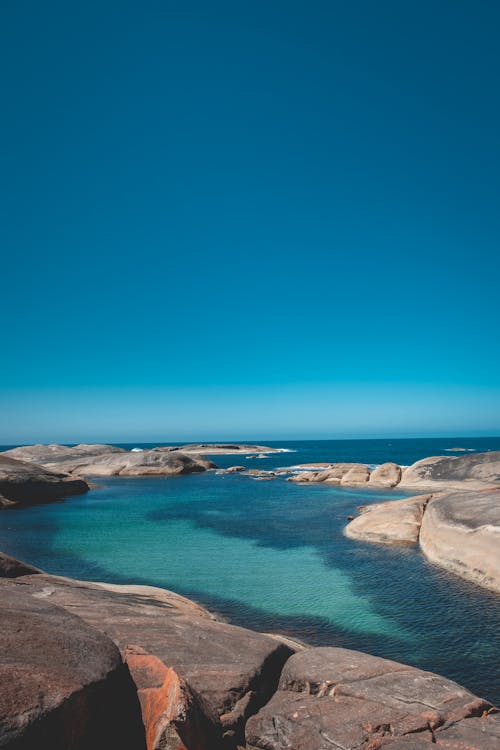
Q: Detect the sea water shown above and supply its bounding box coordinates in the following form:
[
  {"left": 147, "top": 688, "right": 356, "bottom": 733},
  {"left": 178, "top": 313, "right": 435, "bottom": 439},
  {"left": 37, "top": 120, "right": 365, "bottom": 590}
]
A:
[{"left": 0, "top": 437, "right": 499, "bottom": 704}]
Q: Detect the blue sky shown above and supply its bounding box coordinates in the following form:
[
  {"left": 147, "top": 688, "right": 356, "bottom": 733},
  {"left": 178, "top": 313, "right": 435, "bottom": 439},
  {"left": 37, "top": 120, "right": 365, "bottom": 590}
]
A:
[{"left": 1, "top": 1, "right": 499, "bottom": 442}]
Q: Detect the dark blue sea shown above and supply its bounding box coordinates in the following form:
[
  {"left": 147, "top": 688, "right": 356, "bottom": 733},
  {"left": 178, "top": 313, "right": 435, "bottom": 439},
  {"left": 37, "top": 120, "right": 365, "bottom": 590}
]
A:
[{"left": 1, "top": 437, "right": 499, "bottom": 704}]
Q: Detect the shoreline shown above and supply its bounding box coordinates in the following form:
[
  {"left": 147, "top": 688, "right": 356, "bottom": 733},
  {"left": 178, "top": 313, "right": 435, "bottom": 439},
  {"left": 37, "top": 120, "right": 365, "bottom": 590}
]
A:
[{"left": 1, "top": 550, "right": 499, "bottom": 749}]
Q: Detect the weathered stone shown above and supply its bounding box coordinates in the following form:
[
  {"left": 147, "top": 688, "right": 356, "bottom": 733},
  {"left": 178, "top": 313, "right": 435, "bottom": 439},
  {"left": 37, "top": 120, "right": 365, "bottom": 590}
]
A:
[
  {"left": 124, "top": 645, "right": 221, "bottom": 750},
  {"left": 419, "top": 489, "right": 500, "bottom": 593},
  {"left": 340, "top": 464, "right": 370, "bottom": 486},
  {"left": 246, "top": 647, "right": 495, "bottom": 750},
  {"left": 0, "top": 551, "right": 42, "bottom": 577},
  {"left": 152, "top": 444, "right": 279, "bottom": 455},
  {"left": 290, "top": 463, "right": 369, "bottom": 485},
  {"left": 0, "top": 573, "right": 294, "bottom": 749},
  {"left": 369, "top": 462, "right": 402, "bottom": 488},
  {"left": 345, "top": 495, "right": 432, "bottom": 544},
  {"left": 0, "top": 581, "right": 145, "bottom": 750},
  {"left": 215, "top": 466, "right": 246, "bottom": 474},
  {"left": 400, "top": 452, "right": 500, "bottom": 491},
  {"left": 2, "top": 444, "right": 215, "bottom": 478},
  {"left": 0, "top": 455, "right": 89, "bottom": 507}
]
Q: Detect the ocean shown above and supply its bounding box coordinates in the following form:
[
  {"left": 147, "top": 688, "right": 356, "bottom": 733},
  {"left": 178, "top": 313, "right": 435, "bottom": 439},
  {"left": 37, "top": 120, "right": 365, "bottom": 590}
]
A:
[{"left": 1, "top": 437, "right": 499, "bottom": 704}]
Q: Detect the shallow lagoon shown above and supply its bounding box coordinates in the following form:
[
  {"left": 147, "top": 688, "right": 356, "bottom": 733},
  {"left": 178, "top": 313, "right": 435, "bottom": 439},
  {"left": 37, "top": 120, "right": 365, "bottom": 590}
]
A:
[{"left": 1, "top": 438, "right": 499, "bottom": 704}]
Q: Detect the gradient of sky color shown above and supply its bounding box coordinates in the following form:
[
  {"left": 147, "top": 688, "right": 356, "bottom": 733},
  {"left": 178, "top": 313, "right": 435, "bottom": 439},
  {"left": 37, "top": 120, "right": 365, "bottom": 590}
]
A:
[{"left": 1, "top": 1, "right": 499, "bottom": 443}]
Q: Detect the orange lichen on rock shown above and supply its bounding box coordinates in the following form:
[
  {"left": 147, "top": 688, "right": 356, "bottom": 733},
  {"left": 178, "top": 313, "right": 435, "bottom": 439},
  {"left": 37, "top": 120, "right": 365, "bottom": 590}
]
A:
[{"left": 125, "top": 645, "right": 221, "bottom": 750}]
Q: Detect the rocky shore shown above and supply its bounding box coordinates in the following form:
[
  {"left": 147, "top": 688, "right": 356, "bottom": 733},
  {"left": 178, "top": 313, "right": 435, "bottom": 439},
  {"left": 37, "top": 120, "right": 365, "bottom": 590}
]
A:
[
  {"left": 1, "top": 552, "right": 498, "bottom": 750},
  {"left": 342, "top": 452, "right": 500, "bottom": 593},
  {"left": 289, "top": 450, "right": 500, "bottom": 491}
]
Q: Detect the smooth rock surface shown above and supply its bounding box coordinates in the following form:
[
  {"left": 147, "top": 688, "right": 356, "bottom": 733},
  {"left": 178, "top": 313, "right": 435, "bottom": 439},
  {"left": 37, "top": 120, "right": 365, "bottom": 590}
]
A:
[
  {"left": 345, "top": 494, "right": 433, "bottom": 544},
  {"left": 0, "top": 454, "right": 89, "bottom": 507},
  {"left": 400, "top": 451, "right": 500, "bottom": 491},
  {"left": 152, "top": 444, "right": 279, "bottom": 455},
  {"left": 0, "top": 581, "right": 145, "bottom": 750},
  {"left": 246, "top": 647, "right": 497, "bottom": 750},
  {"left": 2, "top": 444, "right": 215, "bottom": 477},
  {"left": 0, "top": 573, "right": 294, "bottom": 749},
  {"left": 290, "top": 463, "right": 370, "bottom": 485},
  {"left": 0, "top": 551, "right": 42, "bottom": 577},
  {"left": 340, "top": 464, "right": 370, "bottom": 486},
  {"left": 419, "top": 489, "right": 500, "bottom": 593},
  {"left": 369, "top": 462, "right": 402, "bottom": 488}
]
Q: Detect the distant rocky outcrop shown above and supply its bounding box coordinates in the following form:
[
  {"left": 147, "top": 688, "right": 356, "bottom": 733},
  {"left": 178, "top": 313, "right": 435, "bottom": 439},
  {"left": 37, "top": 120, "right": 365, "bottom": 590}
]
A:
[
  {"left": 153, "top": 444, "right": 280, "bottom": 455},
  {"left": 0, "top": 556, "right": 498, "bottom": 750},
  {"left": 0, "top": 454, "right": 89, "bottom": 507},
  {"left": 399, "top": 452, "right": 500, "bottom": 491},
  {"left": 2, "top": 444, "right": 215, "bottom": 477},
  {"left": 289, "top": 452, "right": 500, "bottom": 492},
  {"left": 246, "top": 647, "right": 499, "bottom": 750}
]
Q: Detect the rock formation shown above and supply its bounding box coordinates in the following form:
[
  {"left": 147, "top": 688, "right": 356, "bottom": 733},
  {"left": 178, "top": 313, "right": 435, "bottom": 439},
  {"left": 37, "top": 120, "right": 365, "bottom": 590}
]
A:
[
  {"left": 0, "top": 556, "right": 498, "bottom": 750},
  {"left": 419, "top": 490, "right": 500, "bottom": 592},
  {"left": 369, "top": 462, "right": 402, "bottom": 487},
  {"left": 153, "top": 444, "right": 280, "bottom": 455},
  {"left": 2, "top": 444, "right": 215, "bottom": 477},
  {"left": 246, "top": 647, "right": 499, "bottom": 749},
  {"left": 0, "top": 581, "right": 146, "bottom": 750},
  {"left": 399, "top": 451, "right": 500, "bottom": 491},
  {"left": 345, "top": 488, "right": 500, "bottom": 592},
  {"left": 0, "top": 568, "right": 294, "bottom": 749},
  {"left": 0, "top": 454, "right": 89, "bottom": 507},
  {"left": 344, "top": 494, "right": 432, "bottom": 544},
  {"left": 289, "top": 452, "right": 500, "bottom": 490}
]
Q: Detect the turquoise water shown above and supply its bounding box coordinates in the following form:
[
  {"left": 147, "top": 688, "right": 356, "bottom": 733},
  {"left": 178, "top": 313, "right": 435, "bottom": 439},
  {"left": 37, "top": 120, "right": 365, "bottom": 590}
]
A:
[{"left": 1, "top": 438, "right": 499, "bottom": 704}]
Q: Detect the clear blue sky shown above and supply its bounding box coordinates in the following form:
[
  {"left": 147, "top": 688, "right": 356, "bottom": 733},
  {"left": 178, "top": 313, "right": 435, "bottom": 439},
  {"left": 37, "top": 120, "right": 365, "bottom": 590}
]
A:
[{"left": 1, "top": 1, "right": 499, "bottom": 443}]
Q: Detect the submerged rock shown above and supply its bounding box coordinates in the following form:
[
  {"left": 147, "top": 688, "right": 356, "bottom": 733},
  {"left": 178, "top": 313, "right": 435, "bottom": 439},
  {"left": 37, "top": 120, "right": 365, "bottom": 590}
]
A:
[
  {"left": 246, "top": 647, "right": 498, "bottom": 750},
  {"left": 0, "top": 454, "right": 89, "bottom": 507}
]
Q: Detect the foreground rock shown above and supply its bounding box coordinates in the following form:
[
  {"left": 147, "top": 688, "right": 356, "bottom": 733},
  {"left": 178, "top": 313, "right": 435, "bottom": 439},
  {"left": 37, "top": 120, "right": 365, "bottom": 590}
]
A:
[
  {"left": 400, "top": 451, "right": 500, "bottom": 491},
  {"left": 0, "top": 571, "right": 294, "bottom": 749},
  {"left": 345, "top": 494, "right": 433, "bottom": 544},
  {"left": 0, "top": 454, "right": 89, "bottom": 507},
  {"left": 0, "top": 582, "right": 145, "bottom": 750},
  {"left": 419, "top": 489, "right": 500, "bottom": 593},
  {"left": 2, "top": 444, "right": 215, "bottom": 477},
  {"left": 246, "top": 647, "right": 499, "bottom": 750}
]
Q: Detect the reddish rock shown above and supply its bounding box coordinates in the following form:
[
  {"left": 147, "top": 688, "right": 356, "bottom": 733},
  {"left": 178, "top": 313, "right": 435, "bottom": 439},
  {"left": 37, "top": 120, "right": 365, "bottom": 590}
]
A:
[
  {"left": 0, "top": 573, "right": 294, "bottom": 749},
  {"left": 125, "top": 645, "right": 221, "bottom": 750},
  {"left": 245, "top": 647, "right": 496, "bottom": 750},
  {"left": 0, "top": 581, "right": 145, "bottom": 750}
]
